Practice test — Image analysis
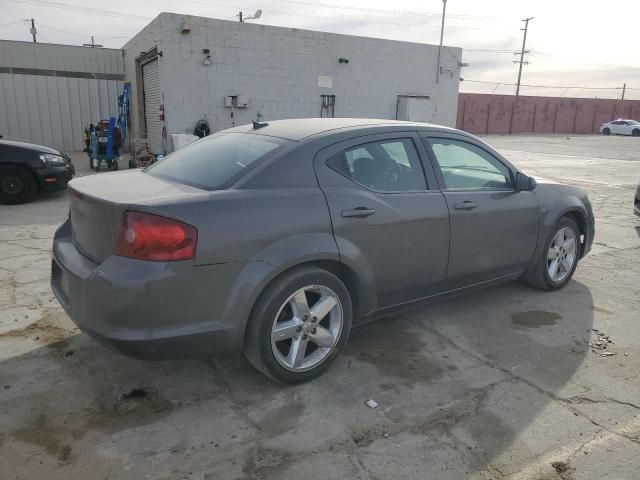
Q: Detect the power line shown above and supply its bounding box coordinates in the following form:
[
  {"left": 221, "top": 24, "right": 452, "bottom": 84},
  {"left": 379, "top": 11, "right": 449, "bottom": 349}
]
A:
[
  {"left": 529, "top": 51, "right": 639, "bottom": 71},
  {"left": 11, "top": 0, "right": 151, "bottom": 21},
  {"left": 270, "top": 0, "right": 500, "bottom": 19},
  {"left": 0, "top": 20, "right": 27, "bottom": 27},
  {"left": 36, "top": 22, "right": 130, "bottom": 39},
  {"left": 178, "top": 0, "right": 506, "bottom": 30},
  {"left": 464, "top": 48, "right": 514, "bottom": 53}
]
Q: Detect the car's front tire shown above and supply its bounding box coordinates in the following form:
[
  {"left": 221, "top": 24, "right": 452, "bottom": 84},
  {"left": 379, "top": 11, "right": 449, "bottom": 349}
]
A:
[
  {"left": 632, "top": 129, "right": 640, "bottom": 137},
  {"left": 602, "top": 127, "right": 611, "bottom": 135},
  {"left": 0, "top": 165, "right": 37, "bottom": 205},
  {"left": 244, "top": 266, "right": 353, "bottom": 384},
  {"left": 525, "top": 216, "right": 581, "bottom": 291}
]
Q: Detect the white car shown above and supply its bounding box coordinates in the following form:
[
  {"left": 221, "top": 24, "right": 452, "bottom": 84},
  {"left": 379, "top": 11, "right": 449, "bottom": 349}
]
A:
[{"left": 600, "top": 119, "right": 640, "bottom": 136}]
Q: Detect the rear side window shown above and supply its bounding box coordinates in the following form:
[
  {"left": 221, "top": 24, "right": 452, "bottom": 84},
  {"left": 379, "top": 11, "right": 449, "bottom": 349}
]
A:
[
  {"left": 145, "top": 133, "right": 283, "bottom": 190},
  {"left": 327, "top": 138, "right": 427, "bottom": 192}
]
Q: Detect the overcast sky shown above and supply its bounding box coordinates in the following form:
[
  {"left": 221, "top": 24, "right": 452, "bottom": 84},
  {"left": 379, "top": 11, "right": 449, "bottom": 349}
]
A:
[{"left": 3, "top": 0, "right": 640, "bottom": 99}]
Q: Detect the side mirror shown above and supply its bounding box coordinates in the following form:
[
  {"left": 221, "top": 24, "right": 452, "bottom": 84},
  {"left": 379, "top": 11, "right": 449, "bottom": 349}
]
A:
[{"left": 516, "top": 172, "right": 536, "bottom": 191}]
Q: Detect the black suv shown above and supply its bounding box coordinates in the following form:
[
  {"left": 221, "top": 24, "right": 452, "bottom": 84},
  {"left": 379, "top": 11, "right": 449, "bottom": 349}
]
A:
[{"left": 0, "top": 138, "right": 75, "bottom": 204}]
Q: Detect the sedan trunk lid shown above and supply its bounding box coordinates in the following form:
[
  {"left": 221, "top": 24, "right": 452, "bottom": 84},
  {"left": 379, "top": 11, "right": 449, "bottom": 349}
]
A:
[{"left": 68, "top": 170, "right": 207, "bottom": 264}]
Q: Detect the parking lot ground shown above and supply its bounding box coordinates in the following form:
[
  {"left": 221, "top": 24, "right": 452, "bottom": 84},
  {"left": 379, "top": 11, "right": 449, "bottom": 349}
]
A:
[{"left": 1, "top": 135, "right": 639, "bottom": 480}]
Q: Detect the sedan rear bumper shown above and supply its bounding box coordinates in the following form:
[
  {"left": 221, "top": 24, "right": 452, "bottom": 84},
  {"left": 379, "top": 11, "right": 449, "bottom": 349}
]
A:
[{"left": 51, "top": 220, "right": 246, "bottom": 359}]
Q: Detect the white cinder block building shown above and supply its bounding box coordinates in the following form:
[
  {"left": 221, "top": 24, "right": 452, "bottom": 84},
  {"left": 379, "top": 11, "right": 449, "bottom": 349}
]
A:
[{"left": 124, "top": 13, "right": 462, "bottom": 154}]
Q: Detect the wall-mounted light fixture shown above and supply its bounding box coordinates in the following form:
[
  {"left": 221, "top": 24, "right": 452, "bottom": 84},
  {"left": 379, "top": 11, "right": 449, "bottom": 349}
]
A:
[
  {"left": 180, "top": 18, "right": 191, "bottom": 34},
  {"left": 338, "top": 58, "right": 349, "bottom": 64}
]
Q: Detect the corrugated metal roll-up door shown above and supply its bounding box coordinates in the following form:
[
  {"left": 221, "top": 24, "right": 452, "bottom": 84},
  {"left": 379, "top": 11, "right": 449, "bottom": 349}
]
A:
[{"left": 142, "top": 59, "right": 162, "bottom": 155}]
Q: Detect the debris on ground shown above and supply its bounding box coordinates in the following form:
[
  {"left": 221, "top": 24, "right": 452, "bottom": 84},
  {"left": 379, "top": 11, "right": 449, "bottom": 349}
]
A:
[
  {"left": 120, "top": 387, "right": 150, "bottom": 401},
  {"left": 365, "top": 399, "right": 378, "bottom": 409},
  {"left": 588, "top": 329, "right": 615, "bottom": 356},
  {"left": 551, "top": 461, "right": 570, "bottom": 473}
]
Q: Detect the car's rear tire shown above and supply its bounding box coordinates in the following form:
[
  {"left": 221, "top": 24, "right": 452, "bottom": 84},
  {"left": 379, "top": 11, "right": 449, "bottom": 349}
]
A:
[
  {"left": 244, "top": 266, "right": 353, "bottom": 384},
  {"left": 602, "top": 127, "right": 610, "bottom": 135},
  {"left": 632, "top": 129, "right": 640, "bottom": 137},
  {"left": 0, "top": 165, "right": 37, "bottom": 205},
  {"left": 524, "top": 216, "right": 581, "bottom": 291}
]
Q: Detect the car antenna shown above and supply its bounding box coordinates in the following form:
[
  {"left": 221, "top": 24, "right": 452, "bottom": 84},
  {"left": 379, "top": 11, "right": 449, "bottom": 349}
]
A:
[{"left": 252, "top": 120, "right": 268, "bottom": 129}]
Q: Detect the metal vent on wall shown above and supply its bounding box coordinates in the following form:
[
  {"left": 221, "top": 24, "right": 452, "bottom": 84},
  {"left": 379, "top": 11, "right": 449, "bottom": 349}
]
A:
[{"left": 321, "top": 95, "right": 335, "bottom": 118}]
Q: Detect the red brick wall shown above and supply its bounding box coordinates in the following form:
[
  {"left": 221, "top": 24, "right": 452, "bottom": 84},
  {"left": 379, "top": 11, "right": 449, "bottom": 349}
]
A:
[{"left": 457, "top": 93, "right": 640, "bottom": 135}]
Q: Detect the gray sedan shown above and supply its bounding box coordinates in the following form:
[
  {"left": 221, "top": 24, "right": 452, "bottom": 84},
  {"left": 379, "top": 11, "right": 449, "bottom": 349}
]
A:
[{"left": 51, "top": 119, "right": 595, "bottom": 383}]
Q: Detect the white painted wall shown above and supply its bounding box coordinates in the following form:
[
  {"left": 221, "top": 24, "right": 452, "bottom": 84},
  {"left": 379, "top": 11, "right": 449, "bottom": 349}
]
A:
[{"left": 125, "top": 13, "right": 461, "bottom": 144}]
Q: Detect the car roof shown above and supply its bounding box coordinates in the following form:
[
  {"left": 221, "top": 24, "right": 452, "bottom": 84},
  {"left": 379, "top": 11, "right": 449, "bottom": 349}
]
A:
[{"left": 222, "top": 118, "right": 459, "bottom": 141}]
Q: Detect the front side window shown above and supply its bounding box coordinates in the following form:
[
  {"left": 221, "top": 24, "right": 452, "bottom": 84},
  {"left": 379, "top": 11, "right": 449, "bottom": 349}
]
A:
[
  {"left": 428, "top": 138, "right": 512, "bottom": 190},
  {"left": 327, "top": 138, "right": 426, "bottom": 192},
  {"left": 145, "top": 133, "right": 283, "bottom": 190}
]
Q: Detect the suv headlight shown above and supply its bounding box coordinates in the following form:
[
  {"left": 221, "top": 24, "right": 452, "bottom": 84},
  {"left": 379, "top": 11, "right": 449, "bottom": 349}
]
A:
[{"left": 40, "top": 153, "right": 67, "bottom": 166}]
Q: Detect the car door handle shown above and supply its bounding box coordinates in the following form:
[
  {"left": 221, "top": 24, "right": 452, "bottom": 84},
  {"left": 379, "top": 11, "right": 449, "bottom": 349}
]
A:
[
  {"left": 453, "top": 201, "right": 478, "bottom": 211},
  {"left": 341, "top": 207, "right": 376, "bottom": 218}
]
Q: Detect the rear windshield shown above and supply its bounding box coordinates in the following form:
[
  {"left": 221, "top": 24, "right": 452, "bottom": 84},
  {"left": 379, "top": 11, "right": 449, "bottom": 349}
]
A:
[{"left": 145, "top": 132, "right": 284, "bottom": 190}]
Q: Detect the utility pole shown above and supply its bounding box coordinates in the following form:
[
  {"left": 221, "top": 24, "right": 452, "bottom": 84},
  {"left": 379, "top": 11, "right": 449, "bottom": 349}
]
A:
[
  {"left": 513, "top": 17, "right": 533, "bottom": 97},
  {"left": 435, "top": 0, "right": 447, "bottom": 84},
  {"left": 83, "top": 36, "right": 103, "bottom": 48},
  {"left": 621, "top": 82, "right": 626, "bottom": 101},
  {"left": 30, "top": 18, "right": 37, "bottom": 43},
  {"left": 238, "top": 11, "right": 243, "bottom": 22}
]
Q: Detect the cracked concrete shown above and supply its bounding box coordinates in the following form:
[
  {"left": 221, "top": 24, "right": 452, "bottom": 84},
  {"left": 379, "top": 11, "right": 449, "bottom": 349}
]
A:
[{"left": 0, "top": 135, "right": 639, "bottom": 479}]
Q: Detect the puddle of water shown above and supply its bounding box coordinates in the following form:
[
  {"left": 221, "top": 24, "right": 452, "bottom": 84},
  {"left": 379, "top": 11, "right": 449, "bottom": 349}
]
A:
[{"left": 511, "top": 311, "right": 561, "bottom": 328}]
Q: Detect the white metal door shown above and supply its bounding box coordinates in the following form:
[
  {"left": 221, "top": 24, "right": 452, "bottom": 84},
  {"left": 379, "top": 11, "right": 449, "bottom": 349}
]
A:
[{"left": 142, "top": 59, "right": 162, "bottom": 155}]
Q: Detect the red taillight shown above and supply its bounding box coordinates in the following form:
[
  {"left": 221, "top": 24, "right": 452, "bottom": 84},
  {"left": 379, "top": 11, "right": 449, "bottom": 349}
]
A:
[{"left": 114, "top": 211, "right": 197, "bottom": 261}]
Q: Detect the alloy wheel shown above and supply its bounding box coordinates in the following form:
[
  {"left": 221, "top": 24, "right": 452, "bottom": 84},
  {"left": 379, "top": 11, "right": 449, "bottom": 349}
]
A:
[
  {"left": 271, "top": 285, "right": 343, "bottom": 372},
  {"left": 547, "top": 227, "right": 577, "bottom": 283}
]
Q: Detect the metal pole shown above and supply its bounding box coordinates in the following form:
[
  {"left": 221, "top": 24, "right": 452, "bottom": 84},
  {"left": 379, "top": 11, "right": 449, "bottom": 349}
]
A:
[
  {"left": 435, "top": 0, "right": 447, "bottom": 84},
  {"left": 515, "top": 17, "right": 533, "bottom": 97},
  {"left": 30, "top": 18, "right": 37, "bottom": 43},
  {"left": 238, "top": 11, "right": 243, "bottom": 22},
  {"left": 621, "top": 82, "right": 626, "bottom": 101}
]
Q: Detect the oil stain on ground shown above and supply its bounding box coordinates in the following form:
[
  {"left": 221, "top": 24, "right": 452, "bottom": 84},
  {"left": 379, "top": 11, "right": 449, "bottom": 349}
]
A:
[
  {"left": 345, "top": 318, "right": 443, "bottom": 383},
  {"left": 511, "top": 311, "right": 561, "bottom": 328},
  {"left": 11, "top": 386, "right": 175, "bottom": 463}
]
